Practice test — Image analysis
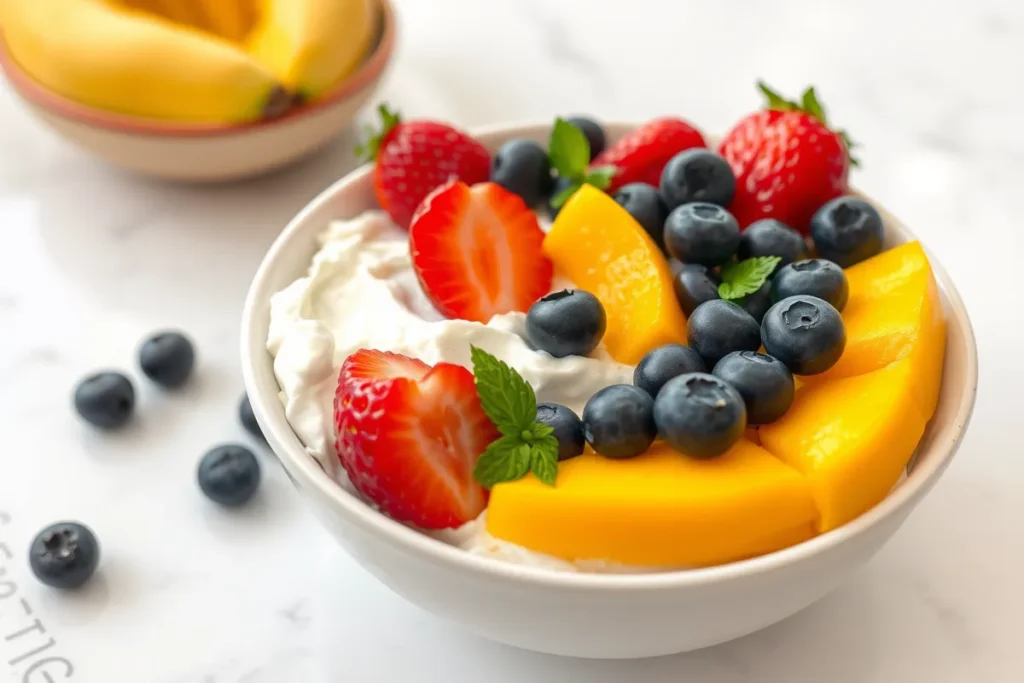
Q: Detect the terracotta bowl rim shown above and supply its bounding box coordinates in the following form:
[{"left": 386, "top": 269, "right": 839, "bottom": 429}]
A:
[{"left": 0, "top": 0, "right": 396, "bottom": 138}]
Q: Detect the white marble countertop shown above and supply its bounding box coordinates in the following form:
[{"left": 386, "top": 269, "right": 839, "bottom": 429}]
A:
[{"left": 1, "top": 0, "right": 1021, "bottom": 680}]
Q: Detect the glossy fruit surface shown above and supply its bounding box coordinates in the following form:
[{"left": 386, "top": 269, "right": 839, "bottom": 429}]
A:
[
  {"left": 663, "top": 203, "right": 740, "bottom": 267},
  {"left": 633, "top": 343, "right": 706, "bottom": 398},
  {"left": 658, "top": 148, "right": 736, "bottom": 209},
  {"left": 809, "top": 196, "right": 884, "bottom": 268},
  {"left": 526, "top": 290, "right": 607, "bottom": 358},
  {"left": 581, "top": 384, "right": 657, "bottom": 459},
  {"left": 772, "top": 259, "right": 849, "bottom": 311},
  {"left": 712, "top": 351, "right": 794, "bottom": 424},
  {"left": 761, "top": 295, "right": 846, "bottom": 375},
  {"left": 686, "top": 299, "right": 761, "bottom": 367},
  {"left": 653, "top": 373, "right": 747, "bottom": 458}
]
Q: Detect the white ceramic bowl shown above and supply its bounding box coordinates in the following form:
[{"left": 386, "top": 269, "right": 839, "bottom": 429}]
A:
[
  {"left": 0, "top": 0, "right": 395, "bottom": 182},
  {"left": 241, "top": 121, "right": 978, "bottom": 659}
]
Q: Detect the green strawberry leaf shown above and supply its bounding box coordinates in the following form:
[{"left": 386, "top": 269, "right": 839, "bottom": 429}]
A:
[
  {"left": 718, "top": 256, "right": 782, "bottom": 300},
  {"left": 756, "top": 81, "right": 860, "bottom": 168}
]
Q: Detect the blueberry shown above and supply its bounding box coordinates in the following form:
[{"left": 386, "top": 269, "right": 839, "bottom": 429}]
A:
[
  {"left": 536, "top": 403, "right": 585, "bottom": 461},
  {"left": 581, "top": 385, "right": 656, "bottom": 459},
  {"left": 565, "top": 116, "right": 606, "bottom": 159},
  {"left": 673, "top": 263, "right": 721, "bottom": 315},
  {"left": 809, "top": 196, "right": 884, "bottom": 268},
  {"left": 653, "top": 373, "right": 746, "bottom": 459},
  {"left": 735, "top": 280, "right": 773, "bottom": 323},
  {"left": 737, "top": 219, "right": 808, "bottom": 272},
  {"left": 526, "top": 289, "right": 606, "bottom": 358},
  {"left": 139, "top": 331, "right": 195, "bottom": 388},
  {"left": 773, "top": 259, "right": 849, "bottom": 311},
  {"left": 198, "top": 444, "right": 261, "bottom": 507},
  {"left": 490, "top": 139, "right": 553, "bottom": 207},
  {"left": 612, "top": 183, "right": 669, "bottom": 252},
  {"left": 659, "top": 149, "right": 736, "bottom": 210},
  {"left": 29, "top": 522, "right": 100, "bottom": 590},
  {"left": 239, "top": 393, "right": 265, "bottom": 441},
  {"left": 546, "top": 176, "right": 577, "bottom": 218},
  {"left": 686, "top": 299, "right": 761, "bottom": 367},
  {"left": 712, "top": 351, "right": 794, "bottom": 424},
  {"left": 633, "top": 344, "right": 706, "bottom": 398},
  {"left": 73, "top": 371, "right": 135, "bottom": 429},
  {"left": 664, "top": 203, "right": 740, "bottom": 267},
  {"left": 761, "top": 295, "right": 846, "bottom": 375}
]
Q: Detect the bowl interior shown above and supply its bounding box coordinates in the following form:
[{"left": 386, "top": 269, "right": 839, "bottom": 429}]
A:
[
  {"left": 0, "top": 0, "right": 395, "bottom": 137},
  {"left": 242, "top": 122, "right": 978, "bottom": 587}
]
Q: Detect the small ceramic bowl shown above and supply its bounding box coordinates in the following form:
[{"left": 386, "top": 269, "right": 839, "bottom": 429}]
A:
[
  {"left": 0, "top": 0, "right": 396, "bottom": 182},
  {"left": 241, "top": 121, "right": 978, "bottom": 659}
]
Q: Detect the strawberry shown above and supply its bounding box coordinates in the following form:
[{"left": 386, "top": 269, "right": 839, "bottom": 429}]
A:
[
  {"left": 334, "top": 349, "right": 499, "bottom": 530},
  {"left": 591, "top": 117, "right": 706, "bottom": 193},
  {"left": 718, "top": 82, "right": 856, "bottom": 234},
  {"left": 410, "top": 181, "right": 553, "bottom": 323},
  {"left": 359, "top": 104, "right": 491, "bottom": 229}
]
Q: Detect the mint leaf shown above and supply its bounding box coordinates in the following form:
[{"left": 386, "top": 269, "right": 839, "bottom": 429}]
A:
[
  {"left": 718, "top": 256, "right": 781, "bottom": 300},
  {"left": 530, "top": 436, "right": 559, "bottom": 487},
  {"left": 473, "top": 435, "right": 532, "bottom": 489},
  {"left": 583, "top": 165, "right": 617, "bottom": 191},
  {"left": 528, "top": 422, "right": 555, "bottom": 439},
  {"left": 470, "top": 346, "right": 537, "bottom": 435},
  {"left": 548, "top": 118, "right": 590, "bottom": 179}
]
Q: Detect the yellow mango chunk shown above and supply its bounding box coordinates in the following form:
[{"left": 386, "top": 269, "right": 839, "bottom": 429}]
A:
[
  {"left": 805, "top": 241, "right": 946, "bottom": 416},
  {"left": 544, "top": 185, "right": 687, "bottom": 365},
  {"left": 759, "top": 358, "right": 927, "bottom": 532},
  {"left": 486, "top": 441, "right": 818, "bottom": 568}
]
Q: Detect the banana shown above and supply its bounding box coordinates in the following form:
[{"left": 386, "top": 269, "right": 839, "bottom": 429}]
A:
[
  {"left": 1, "top": 0, "right": 285, "bottom": 123},
  {"left": 246, "top": 0, "right": 375, "bottom": 99}
]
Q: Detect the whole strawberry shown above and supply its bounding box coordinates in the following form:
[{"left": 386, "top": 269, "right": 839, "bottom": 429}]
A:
[
  {"left": 718, "top": 82, "right": 856, "bottom": 234},
  {"left": 359, "top": 104, "right": 491, "bottom": 229},
  {"left": 591, "top": 117, "right": 706, "bottom": 193}
]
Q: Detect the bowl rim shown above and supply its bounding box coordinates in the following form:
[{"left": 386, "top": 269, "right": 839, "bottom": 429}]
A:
[
  {"left": 0, "top": 0, "right": 396, "bottom": 138},
  {"left": 242, "top": 120, "right": 979, "bottom": 591}
]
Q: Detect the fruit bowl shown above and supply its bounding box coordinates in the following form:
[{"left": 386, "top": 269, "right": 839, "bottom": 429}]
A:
[
  {"left": 241, "top": 121, "right": 977, "bottom": 659},
  {"left": 0, "top": 0, "right": 395, "bottom": 182}
]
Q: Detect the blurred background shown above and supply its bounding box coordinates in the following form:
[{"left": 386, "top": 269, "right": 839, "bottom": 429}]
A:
[{"left": 0, "top": 0, "right": 1020, "bottom": 681}]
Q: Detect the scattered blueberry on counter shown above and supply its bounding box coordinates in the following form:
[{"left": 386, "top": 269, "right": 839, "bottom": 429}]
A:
[
  {"left": 490, "top": 139, "right": 553, "bottom": 208},
  {"left": 664, "top": 202, "right": 741, "bottom": 267},
  {"left": 673, "top": 263, "right": 721, "bottom": 316},
  {"left": 633, "top": 343, "right": 706, "bottom": 398},
  {"left": 526, "top": 289, "right": 607, "bottom": 358},
  {"left": 809, "top": 196, "right": 884, "bottom": 268},
  {"left": 653, "top": 373, "right": 747, "bottom": 459},
  {"left": 73, "top": 371, "right": 135, "bottom": 429},
  {"left": 565, "top": 116, "right": 606, "bottom": 160},
  {"left": 772, "top": 259, "right": 849, "bottom": 311},
  {"left": 198, "top": 444, "right": 262, "bottom": 507},
  {"left": 613, "top": 183, "right": 669, "bottom": 252},
  {"left": 536, "top": 403, "right": 585, "bottom": 461},
  {"left": 582, "top": 384, "right": 657, "bottom": 459},
  {"left": 659, "top": 149, "right": 736, "bottom": 210},
  {"left": 687, "top": 299, "right": 762, "bottom": 367},
  {"left": 29, "top": 522, "right": 100, "bottom": 590},
  {"left": 736, "top": 219, "right": 808, "bottom": 271},
  {"left": 239, "top": 393, "right": 265, "bottom": 441},
  {"left": 712, "top": 351, "right": 794, "bottom": 425},
  {"left": 139, "top": 331, "right": 195, "bottom": 388},
  {"left": 761, "top": 295, "right": 846, "bottom": 375}
]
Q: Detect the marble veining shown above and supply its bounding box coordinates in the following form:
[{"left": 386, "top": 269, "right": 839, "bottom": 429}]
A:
[{"left": 1, "top": 0, "right": 1022, "bottom": 680}]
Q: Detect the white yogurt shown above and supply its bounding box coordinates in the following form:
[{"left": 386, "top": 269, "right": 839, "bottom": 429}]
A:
[{"left": 267, "top": 210, "right": 636, "bottom": 568}]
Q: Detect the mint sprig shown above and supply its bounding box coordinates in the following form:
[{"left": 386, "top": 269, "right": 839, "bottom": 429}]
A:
[
  {"left": 470, "top": 346, "right": 560, "bottom": 488},
  {"left": 718, "top": 256, "right": 781, "bottom": 300},
  {"left": 547, "top": 118, "right": 618, "bottom": 210}
]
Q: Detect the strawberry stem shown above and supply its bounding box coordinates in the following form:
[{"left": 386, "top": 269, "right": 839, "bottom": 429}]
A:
[
  {"left": 355, "top": 103, "right": 402, "bottom": 163},
  {"left": 756, "top": 80, "right": 860, "bottom": 167}
]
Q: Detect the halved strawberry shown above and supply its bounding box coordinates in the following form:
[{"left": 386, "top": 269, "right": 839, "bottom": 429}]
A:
[
  {"left": 409, "top": 181, "right": 553, "bottom": 323},
  {"left": 334, "top": 349, "right": 499, "bottom": 530}
]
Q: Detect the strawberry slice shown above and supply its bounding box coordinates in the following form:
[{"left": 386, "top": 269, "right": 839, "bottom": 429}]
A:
[
  {"left": 592, "top": 117, "right": 707, "bottom": 193},
  {"left": 334, "top": 349, "right": 499, "bottom": 530},
  {"left": 410, "top": 181, "right": 553, "bottom": 323}
]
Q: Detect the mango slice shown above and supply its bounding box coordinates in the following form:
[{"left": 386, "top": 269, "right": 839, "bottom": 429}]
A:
[
  {"left": 759, "top": 357, "right": 927, "bottom": 532},
  {"left": 804, "top": 241, "right": 946, "bottom": 416},
  {"left": 486, "top": 441, "right": 818, "bottom": 568},
  {"left": 543, "top": 185, "right": 687, "bottom": 365}
]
